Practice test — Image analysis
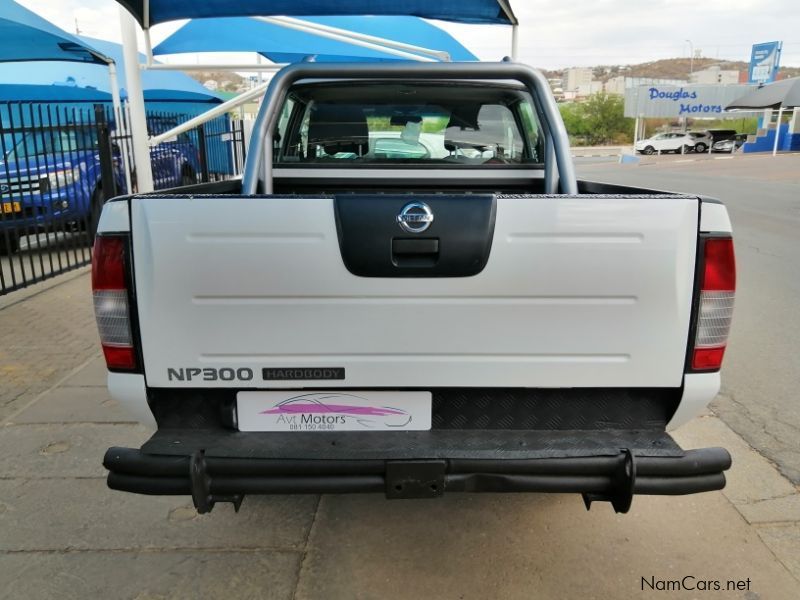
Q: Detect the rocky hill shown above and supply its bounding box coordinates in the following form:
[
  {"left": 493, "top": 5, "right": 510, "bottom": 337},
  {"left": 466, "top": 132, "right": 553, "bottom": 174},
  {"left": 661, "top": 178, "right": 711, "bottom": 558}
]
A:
[
  {"left": 545, "top": 57, "right": 800, "bottom": 82},
  {"left": 187, "top": 71, "right": 248, "bottom": 92}
]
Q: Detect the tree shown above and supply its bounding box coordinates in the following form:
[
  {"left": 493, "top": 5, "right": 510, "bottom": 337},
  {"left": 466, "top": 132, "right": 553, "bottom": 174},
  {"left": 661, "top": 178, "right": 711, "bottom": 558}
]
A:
[{"left": 559, "top": 93, "right": 634, "bottom": 146}]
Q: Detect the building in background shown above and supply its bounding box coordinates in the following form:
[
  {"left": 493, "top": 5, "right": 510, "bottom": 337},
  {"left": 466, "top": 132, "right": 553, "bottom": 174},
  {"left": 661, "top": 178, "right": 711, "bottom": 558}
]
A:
[
  {"left": 564, "top": 67, "right": 594, "bottom": 92},
  {"left": 576, "top": 81, "right": 603, "bottom": 97},
  {"left": 690, "top": 66, "right": 741, "bottom": 85},
  {"left": 605, "top": 76, "right": 688, "bottom": 96}
]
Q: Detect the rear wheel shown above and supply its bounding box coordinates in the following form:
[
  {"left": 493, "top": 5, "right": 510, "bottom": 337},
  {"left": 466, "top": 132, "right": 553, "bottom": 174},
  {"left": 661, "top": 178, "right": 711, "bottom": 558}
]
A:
[{"left": 694, "top": 142, "right": 708, "bottom": 153}]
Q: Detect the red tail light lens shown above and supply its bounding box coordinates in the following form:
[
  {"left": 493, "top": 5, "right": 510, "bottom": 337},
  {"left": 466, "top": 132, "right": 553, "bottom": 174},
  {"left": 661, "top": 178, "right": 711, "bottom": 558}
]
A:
[
  {"left": 691, "top": 237, "right": 736, "bottom": 371},
  {"left": 701, "top": 238, "right": 736, "bottom": 291},
  {"left": 92, "top": 235, "right": 136, "bottom": 370}
]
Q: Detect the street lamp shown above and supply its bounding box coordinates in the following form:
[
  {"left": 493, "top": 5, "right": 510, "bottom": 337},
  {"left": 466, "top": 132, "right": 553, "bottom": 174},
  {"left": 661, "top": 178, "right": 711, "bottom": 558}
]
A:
[{"left": 685, "top": 39, "right": 694, "bottom": 77}]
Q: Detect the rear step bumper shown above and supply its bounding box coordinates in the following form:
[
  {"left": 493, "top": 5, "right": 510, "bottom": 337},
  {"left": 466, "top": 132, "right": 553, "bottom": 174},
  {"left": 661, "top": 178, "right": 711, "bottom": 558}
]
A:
[{"left": 103, "top": 429, "right": 731, "bottom": 514}]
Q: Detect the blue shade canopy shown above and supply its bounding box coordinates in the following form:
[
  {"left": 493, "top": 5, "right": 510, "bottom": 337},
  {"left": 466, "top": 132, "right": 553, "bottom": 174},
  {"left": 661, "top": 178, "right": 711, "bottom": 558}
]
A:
[
  {"left": 0, "top": 36, "right": 221, "bottom": 103},
  {"left": 116, "top": 0, "right": 517, "bottom": 26},
  {"left": 85, "top": 37, "right": 222, "bottom": 102},
  {"left": 154, "top": 16, "right": 478, "bottom": 63},
  {"left": 0, "top": 0, "right": 108, "bottom": 64}
]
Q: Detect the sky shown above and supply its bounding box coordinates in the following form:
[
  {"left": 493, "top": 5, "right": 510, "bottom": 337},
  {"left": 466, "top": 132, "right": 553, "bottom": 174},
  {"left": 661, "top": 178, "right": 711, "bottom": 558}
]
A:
[{"left": 15, "top": 0, "right": 800, "bottom": 71}]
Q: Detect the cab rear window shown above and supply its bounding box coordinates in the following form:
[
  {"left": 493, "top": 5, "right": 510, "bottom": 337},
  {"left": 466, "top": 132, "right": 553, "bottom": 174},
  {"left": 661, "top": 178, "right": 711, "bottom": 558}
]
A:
[{"left": 274, "top": 82, "right": 544, "bottom": 167}]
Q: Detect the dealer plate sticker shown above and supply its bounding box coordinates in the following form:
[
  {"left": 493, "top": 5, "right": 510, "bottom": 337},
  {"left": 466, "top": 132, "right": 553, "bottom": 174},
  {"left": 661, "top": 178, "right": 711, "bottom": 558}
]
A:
[{"left": 237, "top": 391, "right": 432, "bottom": 432}]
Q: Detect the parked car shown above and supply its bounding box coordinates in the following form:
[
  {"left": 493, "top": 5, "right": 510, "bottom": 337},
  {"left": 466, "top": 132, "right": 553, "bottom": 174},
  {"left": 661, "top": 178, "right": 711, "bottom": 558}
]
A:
[
  {"left": 712, "top": 134, "right": 749, "bottom": 153},
  {"left": 706, "top": 129, "right": 738, "bottom": 144},
  {"left": 635, "top": 132, "right": 696, "bottom": 154},
  {"left": 688, "top": 131, "right": 713, "bottom": 153},
  {"left": 97, "top": 62, "right": 734, "bottom": 515},
  {"left": 0, "top": 123, "right": 200, "bottom": 254},
  {"left": 688, "top": 130, "right": 740, "bottom": 154}
]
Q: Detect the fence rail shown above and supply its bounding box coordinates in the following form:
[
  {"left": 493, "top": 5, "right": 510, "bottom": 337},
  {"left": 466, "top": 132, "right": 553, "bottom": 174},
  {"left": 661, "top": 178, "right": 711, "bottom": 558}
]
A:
[{"left": 0, "top": 100, "right": 246, "bottom": 296}]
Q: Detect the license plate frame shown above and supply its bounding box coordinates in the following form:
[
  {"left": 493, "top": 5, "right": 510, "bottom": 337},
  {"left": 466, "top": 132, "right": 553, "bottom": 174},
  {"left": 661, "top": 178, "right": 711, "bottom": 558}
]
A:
[{"left": 237, "top": 391, "right": 432, "bottom": 432}]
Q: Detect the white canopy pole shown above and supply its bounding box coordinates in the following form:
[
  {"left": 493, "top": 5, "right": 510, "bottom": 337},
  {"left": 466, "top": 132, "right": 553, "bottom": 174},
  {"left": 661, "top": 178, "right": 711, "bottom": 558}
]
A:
[
  {"left": 262, "top": 16, "right": 450, "bottom": 61},
  {"left": 511, "top": 25, "right": 519, "bottom": 60},
  {"left": 254, "top": 16, "right": 441, "bottom": 62},
  {"left": 773, "top": 106, "right": 784, "bottom": 156},
  {"left": 149, "top": 80, "right": 271, "bottom": 147},
  {"left": 106, "top": 61, "right": 133, "bottom": 193},
  {"left": 119, "top": 6, "right": 153, "bottom": 192},
  {"left": 145, "top": 63, "right": 286, "bottom": 71}
]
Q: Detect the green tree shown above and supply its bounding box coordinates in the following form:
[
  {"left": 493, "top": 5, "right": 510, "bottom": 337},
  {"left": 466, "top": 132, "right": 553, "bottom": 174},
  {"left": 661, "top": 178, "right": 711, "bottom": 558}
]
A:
[{"left": 560, "top": 94, "right": 634, "bottom": 146}]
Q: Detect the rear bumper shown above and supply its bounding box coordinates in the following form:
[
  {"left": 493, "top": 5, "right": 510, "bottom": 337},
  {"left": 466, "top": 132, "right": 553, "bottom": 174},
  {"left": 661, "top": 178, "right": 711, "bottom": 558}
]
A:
[{"left": 103, "top": 428, "right": 731, "bottom": 514}]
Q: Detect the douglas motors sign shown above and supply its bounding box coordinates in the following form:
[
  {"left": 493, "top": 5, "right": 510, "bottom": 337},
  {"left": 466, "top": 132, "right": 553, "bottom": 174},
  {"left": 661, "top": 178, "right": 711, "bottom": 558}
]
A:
[
  {"left": 647, "top": 87, "right": 723, "bottom": 115},
  {"left": 625, "top": 84, "right": 756, "bottom": 119}
]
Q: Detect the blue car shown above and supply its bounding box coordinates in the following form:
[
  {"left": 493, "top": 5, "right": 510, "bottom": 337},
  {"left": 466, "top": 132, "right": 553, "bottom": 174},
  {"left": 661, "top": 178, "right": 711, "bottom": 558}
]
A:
[{"left": 1, "top": 124, "right": 200, "bottom": 254}]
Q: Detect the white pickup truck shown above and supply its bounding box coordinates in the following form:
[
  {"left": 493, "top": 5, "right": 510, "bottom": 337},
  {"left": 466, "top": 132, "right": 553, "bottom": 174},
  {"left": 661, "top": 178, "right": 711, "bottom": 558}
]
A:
[{"left": 95, "top": 62, "right": 734, "bottom": 514}]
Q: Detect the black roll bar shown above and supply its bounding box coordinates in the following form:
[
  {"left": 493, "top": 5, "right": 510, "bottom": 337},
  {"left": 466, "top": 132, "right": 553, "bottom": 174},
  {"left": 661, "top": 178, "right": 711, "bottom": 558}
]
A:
[{"left": 241, "top": 62, "right": 578, "bottom": 195}]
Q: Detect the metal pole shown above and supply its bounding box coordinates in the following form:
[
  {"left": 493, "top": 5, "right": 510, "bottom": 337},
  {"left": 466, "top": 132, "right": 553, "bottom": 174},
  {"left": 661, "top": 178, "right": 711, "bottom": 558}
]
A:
[
  {"left": 119, "top": 6, "right": 153, "bottom": 192},
  {"left": 261, "top": 16, "right": 450, "bottom": 61},
  {"left": 242, "top": 62, "right": 578, "bottom": 196},
  {"left": 685, "top": 39, "right": 694, "bottom": 77},
  {"left": 773, "top": 106, "right": 784, "bottom": 156},
  {"left": 149, "top": 81, "right": 270, "bottom": 147},
  {"left": 106, "top": 62, "right": 132, "bottom": 194},
  {"left": 511, "top": 25, "right": 519, "bottom": 61},
  {"left": 633, "top": 116, "right": 639, "bottom": 148},
  {"left": 143, "top": 28, "right": 154, "bottom": 67},
  {"left": 145, "top": 63, "right": 286, "bottom": 72},
  {"left": 255, "top": 16, "right": 439, "bottom": 62}
]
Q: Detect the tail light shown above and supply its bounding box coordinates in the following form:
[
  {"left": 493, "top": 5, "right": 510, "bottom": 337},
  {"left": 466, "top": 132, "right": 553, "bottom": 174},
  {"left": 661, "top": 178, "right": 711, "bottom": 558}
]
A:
[
  {"left": 691, "top": 237, "right": 736, "bottom": 371},
  {"left": 92, "top": 235, "right": 137, "bottom": 370}
]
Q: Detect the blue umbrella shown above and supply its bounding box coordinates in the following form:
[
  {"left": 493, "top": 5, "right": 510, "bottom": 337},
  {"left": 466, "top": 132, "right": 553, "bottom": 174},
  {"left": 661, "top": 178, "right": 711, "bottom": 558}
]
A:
[
  {"left": 0, "top": 36, "right": 222, "bottom": 103},
  {"left": 154, "top": 16, "right": 478, "bottom": 64},
  {"left": 0, "top": 0, "right": 108, "bottom": 64}
]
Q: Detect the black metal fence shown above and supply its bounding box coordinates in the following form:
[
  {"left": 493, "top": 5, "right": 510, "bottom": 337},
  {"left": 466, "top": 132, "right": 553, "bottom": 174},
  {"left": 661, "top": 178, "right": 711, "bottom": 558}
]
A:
[{"left": 0, "top": 100, "right": 246, "bottom": 296}]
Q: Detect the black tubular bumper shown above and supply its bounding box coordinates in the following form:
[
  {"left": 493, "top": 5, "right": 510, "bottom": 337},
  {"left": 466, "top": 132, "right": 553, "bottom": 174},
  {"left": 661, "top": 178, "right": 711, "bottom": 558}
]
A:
[{"left": 103, "top": 429, "right": 732, "bottom": 514}]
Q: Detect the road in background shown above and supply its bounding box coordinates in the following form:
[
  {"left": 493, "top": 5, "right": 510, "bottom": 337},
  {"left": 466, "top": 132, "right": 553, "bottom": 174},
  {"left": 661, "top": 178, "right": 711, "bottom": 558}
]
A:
[{"left": 577, "top": 154, "right": 800, "bottom": 483}]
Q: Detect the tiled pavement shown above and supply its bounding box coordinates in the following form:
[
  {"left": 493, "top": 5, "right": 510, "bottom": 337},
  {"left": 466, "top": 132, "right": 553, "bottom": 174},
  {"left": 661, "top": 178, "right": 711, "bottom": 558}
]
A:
[
  {"left": 1, "top": 272, "right": 799, "bottom": 599},
  {"left": 0, "top": 268, "right": 98, "bottom": 422}
]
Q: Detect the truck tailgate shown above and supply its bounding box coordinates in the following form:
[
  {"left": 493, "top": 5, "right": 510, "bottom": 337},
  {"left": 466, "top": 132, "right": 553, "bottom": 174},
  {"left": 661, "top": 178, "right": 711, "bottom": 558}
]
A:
[{"left": 130, "top": 194, "right": 698, "bottom": 389}]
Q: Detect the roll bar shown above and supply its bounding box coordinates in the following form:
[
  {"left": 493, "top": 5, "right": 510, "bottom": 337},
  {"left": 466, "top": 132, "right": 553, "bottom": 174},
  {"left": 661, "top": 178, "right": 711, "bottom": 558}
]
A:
[{"left": 242, "top": 62, "right": 577, "bottom": 195}]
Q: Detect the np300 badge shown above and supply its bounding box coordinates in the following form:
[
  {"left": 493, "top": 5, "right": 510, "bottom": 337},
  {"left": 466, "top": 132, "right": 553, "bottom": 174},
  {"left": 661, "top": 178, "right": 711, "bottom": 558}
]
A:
[{"left": 397, "top": 202, "right": 434, "bottom": 233}]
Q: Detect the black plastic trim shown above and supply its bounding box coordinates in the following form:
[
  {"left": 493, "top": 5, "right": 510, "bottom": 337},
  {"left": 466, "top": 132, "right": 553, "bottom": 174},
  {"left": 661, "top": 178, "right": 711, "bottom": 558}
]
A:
[{"left": 334, "top": 194, "right": 496, "bottom": 277}]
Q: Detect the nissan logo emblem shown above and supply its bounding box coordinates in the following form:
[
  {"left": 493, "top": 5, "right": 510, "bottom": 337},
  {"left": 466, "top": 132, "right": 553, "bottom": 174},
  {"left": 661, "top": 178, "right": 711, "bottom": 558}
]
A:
[{"left": 396, "top": 202, "right": 434, "bottom": 234}]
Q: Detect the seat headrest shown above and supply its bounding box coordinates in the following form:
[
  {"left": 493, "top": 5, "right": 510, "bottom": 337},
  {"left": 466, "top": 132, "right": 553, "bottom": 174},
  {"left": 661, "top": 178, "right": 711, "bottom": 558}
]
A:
[{"left": 307, "top": 104, "right": 369, "bottom": 158}]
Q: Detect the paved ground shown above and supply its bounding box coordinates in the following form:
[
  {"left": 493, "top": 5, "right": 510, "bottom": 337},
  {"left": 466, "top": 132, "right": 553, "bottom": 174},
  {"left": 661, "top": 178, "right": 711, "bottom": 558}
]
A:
[
  {"left": 577, "top": 153, "right": 800, "bottom": 485},
  {"left": 0, "top": 269, "right": 96, "bottom": 421},
  {"left": 1, "top": 154, "right": 800, "bottom": 598}
]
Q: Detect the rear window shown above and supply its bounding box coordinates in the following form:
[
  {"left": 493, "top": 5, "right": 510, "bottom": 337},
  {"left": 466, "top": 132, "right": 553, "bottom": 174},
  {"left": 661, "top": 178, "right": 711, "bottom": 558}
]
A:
[{"left": 274, "top": 82, "right": 544, "bottom": 167}]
